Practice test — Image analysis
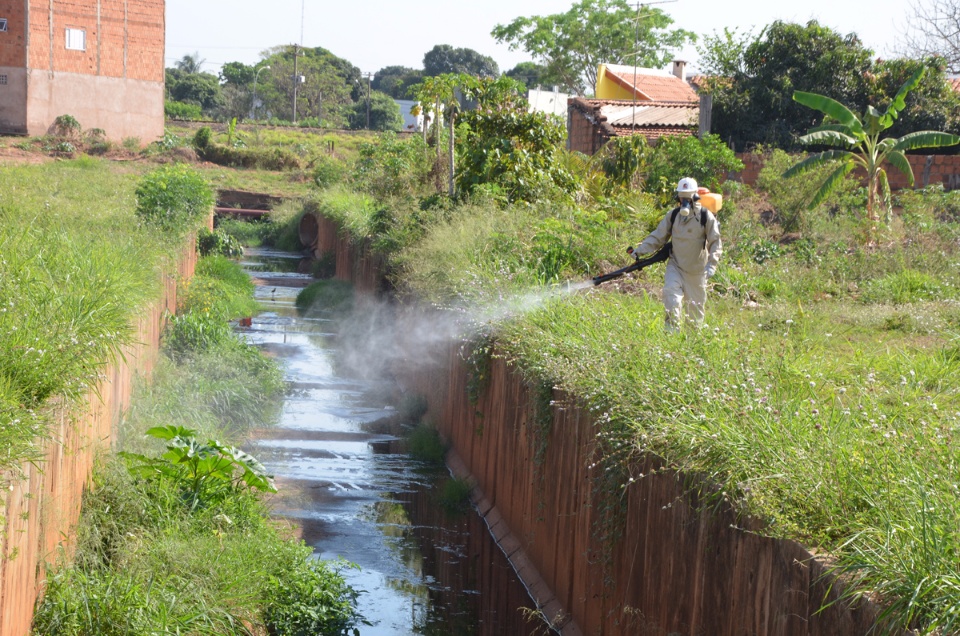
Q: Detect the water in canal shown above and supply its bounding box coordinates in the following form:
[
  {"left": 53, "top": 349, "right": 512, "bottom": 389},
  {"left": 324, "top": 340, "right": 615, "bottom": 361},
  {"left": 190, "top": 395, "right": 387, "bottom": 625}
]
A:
[{"left": 237, "top": 248, "right": 549, "bottom": 636}]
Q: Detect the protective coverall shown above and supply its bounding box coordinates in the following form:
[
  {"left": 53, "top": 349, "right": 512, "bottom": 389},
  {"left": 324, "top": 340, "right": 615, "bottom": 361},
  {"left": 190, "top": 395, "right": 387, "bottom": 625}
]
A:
[{"left": 635, "top": 202, "right": 722, "bottom": 330}]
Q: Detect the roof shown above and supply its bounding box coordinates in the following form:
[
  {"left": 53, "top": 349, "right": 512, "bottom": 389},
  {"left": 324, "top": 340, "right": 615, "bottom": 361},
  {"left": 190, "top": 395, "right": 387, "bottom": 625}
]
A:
[
  {"left": 601, "top": 64, "right": 699, "bottom": 103},
  {"left": 950, "top": 78, "right": 960, "bottom": 93},
  {"left": 569, "top": 97, "right": 698, "bottom": 140}
]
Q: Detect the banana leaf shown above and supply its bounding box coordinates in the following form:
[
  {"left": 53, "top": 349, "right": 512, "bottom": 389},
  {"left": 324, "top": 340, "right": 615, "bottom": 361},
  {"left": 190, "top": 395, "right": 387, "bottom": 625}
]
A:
[{"left": 793, "top": 92, "right": 863, "bottom": 136}]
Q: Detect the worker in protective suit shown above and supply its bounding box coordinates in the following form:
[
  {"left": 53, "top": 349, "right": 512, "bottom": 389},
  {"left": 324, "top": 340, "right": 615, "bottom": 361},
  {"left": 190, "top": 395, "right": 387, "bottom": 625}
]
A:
[{"left": 632, "top": 177, "right": 722, "bottom": 331}]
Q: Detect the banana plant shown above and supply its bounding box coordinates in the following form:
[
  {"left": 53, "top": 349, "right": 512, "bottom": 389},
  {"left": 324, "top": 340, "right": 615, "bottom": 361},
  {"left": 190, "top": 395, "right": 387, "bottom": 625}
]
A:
[{"left": 783, "top": 67, "right": 959, "bottom": 235}]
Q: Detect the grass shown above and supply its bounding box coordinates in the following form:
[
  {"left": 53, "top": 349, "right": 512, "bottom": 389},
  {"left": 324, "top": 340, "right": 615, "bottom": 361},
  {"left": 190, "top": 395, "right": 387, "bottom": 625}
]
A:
[
  {"left": 0, "top": 159, "right": 184, "bottom": 471},
  {"left": 35, "top": 255, "right": 360, "bottom": 635}
]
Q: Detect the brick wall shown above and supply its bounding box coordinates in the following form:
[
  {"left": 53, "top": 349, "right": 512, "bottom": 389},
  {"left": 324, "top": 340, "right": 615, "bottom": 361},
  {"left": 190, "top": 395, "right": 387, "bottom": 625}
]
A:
[
  {"left": 0, "top": 1, "right": 27, "bottom": 67},
  {"left": 568, "top": 110, "right": 603, "bottom": 155},
  {"left": 733, "top": 152, "right": 960, "bottom": 191},
  {"left": 26, "top": 0, "right": 163, "bottom": 81}
]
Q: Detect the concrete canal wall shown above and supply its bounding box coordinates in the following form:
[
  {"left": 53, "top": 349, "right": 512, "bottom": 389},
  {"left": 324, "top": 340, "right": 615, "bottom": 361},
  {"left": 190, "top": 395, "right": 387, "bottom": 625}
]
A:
[{"left": 0, "top": 240, "right": 197, "bottom": 636}]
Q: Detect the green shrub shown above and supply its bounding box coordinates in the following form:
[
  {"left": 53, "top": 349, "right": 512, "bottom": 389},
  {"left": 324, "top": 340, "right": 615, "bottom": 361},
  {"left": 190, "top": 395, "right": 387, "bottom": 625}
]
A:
[
  {"left": 197, "top": 227, "right": 243, "bottom": 257},
  {"left": 295, "top": 280, "right": 354, "bottom": 316},
  {"left": 51, "top": 114, "right": 81, "bottom": 139},
  {"left": 193, "top": 126, "right": 213, "bottom": 150},
  {"left": 198, "top": 143, "right": 302, "bottom": 171},
  {"left": 264, "top": 557, "right": 362, "bottom": 636},
  {"left": 643, "top": 134, "right": 743, "bottom": 204},
  {"left": 312, "top": 153, "right": 347, "bottom": 189},
  {"left": 165, "top": 100, "right": 204, "bottom": 121},
  {"left": 163, "top": 312, "right": 232, "bottom": 358},
  {"left": 438, "top": 477, "right": 473, "bottom": 513},
  {"left": 135, "top": 165, "right": 214, "bottom": 234},
  {"left": 406, "top": 423, "right": 446, "bottom": 466}
]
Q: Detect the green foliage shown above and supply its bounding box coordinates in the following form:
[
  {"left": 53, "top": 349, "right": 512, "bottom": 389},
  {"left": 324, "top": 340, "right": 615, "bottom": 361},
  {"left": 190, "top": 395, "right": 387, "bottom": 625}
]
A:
[
  {"left": 164, "top": 312, "right": 232, "bottom": 358},
  {"left": 438, "top": 477, "right": 473, "bottom": 513},
  {"left": 254, "top": 45, "right": 359, "bottom": 130},
  {"left": 295, "top": 280, "right": 354, "bottom": 316},
  {"left": 422, "top": 44, "right": 499, "bottom": 77},
  {"left": 165, "top": 100, "right": 203, "bottom": 121},
  {"left": 491, "top": 0, "right": 695, "bottom": 95},
  {"left": 455, "top": 76, "right": 578, "bottom": 204},
  {"left": 135, "top": 165, "right": 214, "bottom": 235},
  {"left": 347, "top": 90, "right": 403, "bottom": 131},
  {"left": 406, "top": 423, "right": 447, "bottom": 466},
  {"left": 197, "top": 227, "right": 244, "bottom": 257},
  {"left": 51, "top": 114, "right": 82, "bottom": 139},
  {"left": 756, "top": 148, "right": 862, "bottom": 232},
  {"left": 785, "top": 66, "right": 959, "bottom": 230},
  {"left": 862, "top": 269, "right": 943, "bottom": 305},
  {"left": 193, "top": 126, "right": 213, "bottom": 150},
  {"left": 180, "top": 255, "right": 258, "bottom": 320},
  {"left": 312, "top": 153, "right": 347, "bottom": 189},
  {"left": 197, "top": 142, "right": 302, "bottom": 171},
  {"left": 264, "top": 557, "right": 362, "bottom": 636},
  {"left": 351, "top": 133, "right": 432, "bottom": 199},
  {"left": 371, "top": 65, "right": 424, "bottom": 99},
  {"left": 121, "top": 425, "right": 276, "bottom": 510},
  {"left": 165, "top": 68, "right": 224, "bottom": 113},
  {"left": 706, "top": 20, "right": 875, "bottom": 150},
  {"left": 643, "top": 134, "right": 744, "bottom": 204}
]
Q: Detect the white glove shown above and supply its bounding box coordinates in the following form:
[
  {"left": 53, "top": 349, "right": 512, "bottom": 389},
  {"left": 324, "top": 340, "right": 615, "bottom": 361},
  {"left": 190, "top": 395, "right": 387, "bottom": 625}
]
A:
[{"left": 705, "top": 266, "right": 716, "bottom": 279}]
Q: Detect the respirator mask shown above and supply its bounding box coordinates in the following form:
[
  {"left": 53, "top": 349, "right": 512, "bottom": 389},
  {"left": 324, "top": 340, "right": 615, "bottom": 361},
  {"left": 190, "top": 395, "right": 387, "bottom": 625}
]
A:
[{"left": 679, "top": 197, "right": 694, "bottom": 217}]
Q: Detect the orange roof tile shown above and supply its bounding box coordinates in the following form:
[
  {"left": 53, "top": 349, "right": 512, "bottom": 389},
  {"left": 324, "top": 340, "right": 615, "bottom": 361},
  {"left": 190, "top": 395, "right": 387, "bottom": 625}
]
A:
[
  {"left": 602, "top": 64, "right": 699, "bottom": 103},
  {"left": 950, "top": 78, "right": 960, "bottom": 93}
]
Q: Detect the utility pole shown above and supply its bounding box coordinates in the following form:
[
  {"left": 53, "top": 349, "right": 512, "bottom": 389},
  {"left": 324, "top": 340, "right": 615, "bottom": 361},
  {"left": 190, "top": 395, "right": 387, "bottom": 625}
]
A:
[
  {"left": 292, "top": 44, "right": 300, "bottom": 123},
  {"left": 628, "top": 1, "right": 677, "bottom": 129},
  {"left": 366, "top": 72, "right": 371, "bottom": 130}
]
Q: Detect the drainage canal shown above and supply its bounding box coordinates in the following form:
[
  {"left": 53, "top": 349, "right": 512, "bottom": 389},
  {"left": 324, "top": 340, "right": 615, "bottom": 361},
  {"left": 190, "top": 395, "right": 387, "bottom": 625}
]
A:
[{"left": 238, "top": 248, "right": 549, "bottom": 635}]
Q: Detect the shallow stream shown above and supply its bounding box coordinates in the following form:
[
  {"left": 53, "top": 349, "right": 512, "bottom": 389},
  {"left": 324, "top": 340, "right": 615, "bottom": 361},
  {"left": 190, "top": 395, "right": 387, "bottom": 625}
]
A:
[{"left": 238, "top": 248, "right": 548, "bottom": 635}]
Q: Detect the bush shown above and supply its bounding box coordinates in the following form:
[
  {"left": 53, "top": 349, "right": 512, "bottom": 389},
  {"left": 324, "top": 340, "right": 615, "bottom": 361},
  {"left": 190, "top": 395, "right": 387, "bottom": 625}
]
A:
[
  {"left": 312, "top": 154, "right": 347, "bottom": 189},
  {"left": 163, "top": 312, "right": 232, "bottom": 359},
  {"left": 643, "top": 134, "right": 744, "bottom": 204},
  {"left": 193, "top": 126, "right": 213, "bottom": 150},
  {"left": 135, "top": 165, "right": 214, "bottom": 234},
  {"left": 295, "top": 280, "right": 354, "bottom": 316},
  {"left": 264, "top": 556, "right": 362, "bottom": 636},
  {"left": 165, "top": 100, "right": 203, "bottom": 121},
  {"left": 198, "top": 143, "right": 302, "bottom": 171},
  {"left": 197, "top": 227, "right": 243, "bottom": 257}
]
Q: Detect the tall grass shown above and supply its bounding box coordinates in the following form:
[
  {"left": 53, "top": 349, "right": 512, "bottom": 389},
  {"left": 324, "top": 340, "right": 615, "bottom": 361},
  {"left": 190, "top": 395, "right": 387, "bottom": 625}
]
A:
[
  {"left": 0, "top": 160, "right": 175, "bottom": 471},
  {"left": 35, "top": 254, "right": 358, "bottom": 634}
]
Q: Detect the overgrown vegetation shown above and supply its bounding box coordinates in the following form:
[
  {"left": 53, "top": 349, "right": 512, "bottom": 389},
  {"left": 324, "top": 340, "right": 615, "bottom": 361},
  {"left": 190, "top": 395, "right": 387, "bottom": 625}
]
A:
[
  {"left": 0, "top": 160, "right": 170, "bottom": 471},
  {"left": 237, "top": 109, "right": 960, "bottom": 632},
  {"left": 34, "top": 254, "right": 360, "bottom": 634}
]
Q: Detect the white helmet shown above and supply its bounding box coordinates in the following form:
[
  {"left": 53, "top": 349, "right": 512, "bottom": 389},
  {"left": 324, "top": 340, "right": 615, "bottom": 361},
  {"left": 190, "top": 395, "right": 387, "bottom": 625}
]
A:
[{"left": 676, "top": 177, "right": 698, "bottom": 198}]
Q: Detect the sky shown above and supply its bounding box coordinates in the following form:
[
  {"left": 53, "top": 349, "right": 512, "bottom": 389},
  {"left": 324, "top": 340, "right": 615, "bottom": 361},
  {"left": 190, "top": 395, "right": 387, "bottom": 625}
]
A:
[{"left": 165, "top": 0, "right": 914, "bottom": 79}]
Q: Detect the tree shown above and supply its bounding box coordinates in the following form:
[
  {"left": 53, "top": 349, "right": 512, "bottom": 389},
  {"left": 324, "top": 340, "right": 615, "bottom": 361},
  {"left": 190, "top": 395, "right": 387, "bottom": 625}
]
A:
[
  {"left": 219, "top": 61, "right": 257, "bottom": 87},
  {"left": 422, "top": 45, "right": 499, "bottom": 78},
  {"left": 166, "top": 69, "right": 223, "bottom": 113},
  {"left": 783, "top": 67, "right": 959, "bottom": 238},
  {"left": 491, "top": 0, "right": 694, "bottom": 95},
  {"left": 504, "top": 62, "right": 569, "bottom": 91},
  {"left": 867, "top": 57, "right": 960, "bottom": 137},
  {"left": 704, "top": 21, "right": 875, "bottom": 150},
  {"left": 455, "top": 76, "right": 579, "bottom": 203},
  {"left": 900, "top": 0, "right": 960, "bottom": 73},
  {"left": 348, "top": 90, "right": 403, "bottom": 132},
  {"left": 175, "top": 52, "right": 206, "bottom": 74},
  {"left": 372, "top": 66, "right": 424, "bottom": 99},
  {"left": 255, "top": 46, "right": 357, "bottom": 127}
]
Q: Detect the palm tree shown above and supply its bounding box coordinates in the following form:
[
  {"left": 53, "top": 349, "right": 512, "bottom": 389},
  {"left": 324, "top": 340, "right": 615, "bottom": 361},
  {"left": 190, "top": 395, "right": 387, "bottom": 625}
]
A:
[
  {"left": 175, "top": 52, "right": 206, "bottom": 74},
  {"left": 783, "top": 67, "right": 959, "bottom": 237}
]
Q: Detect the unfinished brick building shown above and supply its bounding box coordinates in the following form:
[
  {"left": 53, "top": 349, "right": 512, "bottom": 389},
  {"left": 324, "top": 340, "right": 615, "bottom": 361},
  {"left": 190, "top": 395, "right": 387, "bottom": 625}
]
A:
[{"left": 0, "top": 0, "right": 164, "bottom": 141}]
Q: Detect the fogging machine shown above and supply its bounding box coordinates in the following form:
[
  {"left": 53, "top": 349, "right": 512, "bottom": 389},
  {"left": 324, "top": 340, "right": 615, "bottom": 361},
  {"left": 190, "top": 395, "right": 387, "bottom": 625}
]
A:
[{"left": 592, "top": 242, "right": 671, "bottom": 286}]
